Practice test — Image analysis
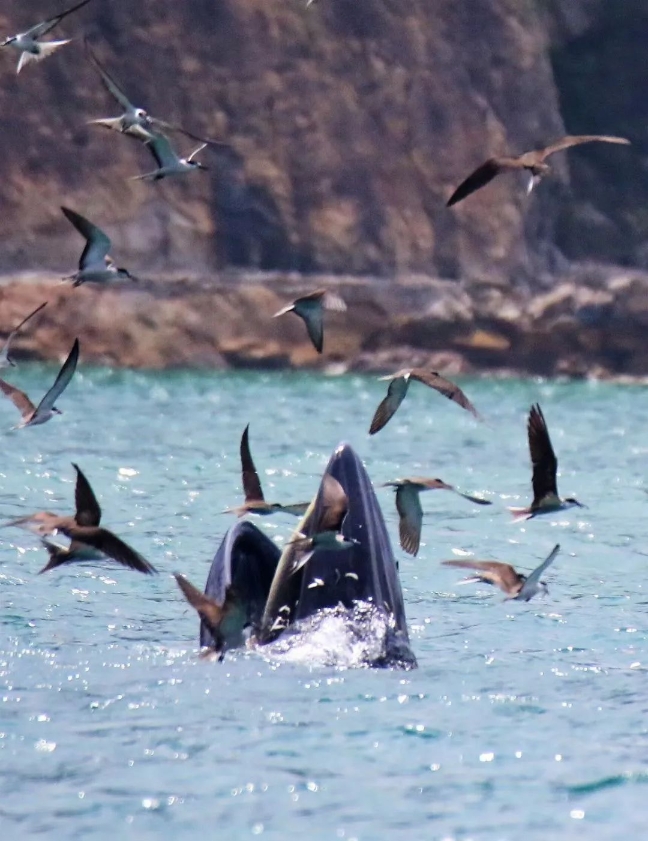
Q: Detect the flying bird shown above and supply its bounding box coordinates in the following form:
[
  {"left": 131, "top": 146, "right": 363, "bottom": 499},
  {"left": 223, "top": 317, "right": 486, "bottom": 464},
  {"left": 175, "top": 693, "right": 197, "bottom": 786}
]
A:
[
  {"left": 2, "top": 463, "right": 156, "bottom": 574},
  {"left": 446, "top": 135, "right": 631, "bottom": 206},
  {"left": 0, "top": 338, "right": 79, "bottom": 428},
  {"left": 174, "top": 574, "right": 242, "bottom": 657},
  {"left": 442, "top": 544, "right": 560, "bottom": 601},
  {"left": 369, "top": 369, "right": 481, "bottom": 435},
  {"left": 383, "top": 477, "right": 492, "bottom": 556},
  {"left": 225, "top": 424, "right": 309, "bottom": 517},
  {"left": 289, "top": 473, "right": 357, "bottom": 574},
  {"left": 1, "top": 0, "right": 92, "bottom": 74},
  {"left": 61, "top": 207, "right": 136, "bottom": 286},
  {"left": 272, "top": 289, "right": 347, "bottom": 354},
  {"left": 131, "top": 132, "right": 208, "bottom": 181},
  {"left": 510, "top": 404, "right": 584, "bottom": 520},
  {"left": 85, "top": 39, "right": 222, "bottom": 146},
  {"left": 0, "top": 302, "right": 47, "bottom": 369}
]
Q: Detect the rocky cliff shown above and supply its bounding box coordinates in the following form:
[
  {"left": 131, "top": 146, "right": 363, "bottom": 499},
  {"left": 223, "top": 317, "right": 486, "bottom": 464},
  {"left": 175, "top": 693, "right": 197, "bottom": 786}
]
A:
[{"left": 0, "top": 0, "right": 646, "bottom": 286}]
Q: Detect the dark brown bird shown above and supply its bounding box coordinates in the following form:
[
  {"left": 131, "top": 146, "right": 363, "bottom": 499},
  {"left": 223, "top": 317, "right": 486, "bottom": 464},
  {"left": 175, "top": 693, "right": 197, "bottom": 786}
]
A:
[
  {"left": 0, "top": 301, "right": 47, "bottom": 369},
  {"left": 446, "top": 135, "right": 631, "bottom": 207},
  {"left": 3, "top": 463, "right": 156, "bottom": 574},
  {"left": 225, "top": 424, "right": 309, "bottom": 517},
  {"left": 369, "top": 369, "right": 481, "bottom": 435},
  {"left": 289, "top": 473, "right": 357, "bottom": 574},
  {"left": 383, "top": 477, "right": 492, "bottom": 556},
  {"left": 272, "top": 289, "right": 346, "bottom": 354},
  {"left": 174, "top": 574, "right": 243, "bottom": 657},
  {"left": 442, "top": 544, "right": 560, "bottom": 601},
  {"left": 509, "top": 404, "right": 584, "bottom": 520}
]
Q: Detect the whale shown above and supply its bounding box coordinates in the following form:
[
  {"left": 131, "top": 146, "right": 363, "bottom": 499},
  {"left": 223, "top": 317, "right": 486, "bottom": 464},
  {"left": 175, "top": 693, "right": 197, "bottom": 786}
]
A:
[{"left": 200, "top": 443, "right": 416, "bottom": 668}]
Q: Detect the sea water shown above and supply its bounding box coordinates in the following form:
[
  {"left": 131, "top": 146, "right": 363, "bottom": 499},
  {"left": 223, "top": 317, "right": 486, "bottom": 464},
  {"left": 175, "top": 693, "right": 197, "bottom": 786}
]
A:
[{"left": 1, "top": 366, "right": 647, "bottom": 839}]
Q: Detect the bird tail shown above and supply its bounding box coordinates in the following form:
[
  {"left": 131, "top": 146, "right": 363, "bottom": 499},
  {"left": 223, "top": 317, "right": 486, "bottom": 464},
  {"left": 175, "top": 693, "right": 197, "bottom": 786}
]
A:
[
  {"left": 38, "top": 539, "right": 67, "bottom": 574},
  {"left": 17, "top": 40, "right": 70, "bottom": 73},
  {"left": 508, "top": 506, "right": 532, "bottom": 522},
  {"left": 87, "top": 117, "right": 125, "bottom": 132},
  {"left": 129, "top": 171, "right": 162, "bottom": 183}
]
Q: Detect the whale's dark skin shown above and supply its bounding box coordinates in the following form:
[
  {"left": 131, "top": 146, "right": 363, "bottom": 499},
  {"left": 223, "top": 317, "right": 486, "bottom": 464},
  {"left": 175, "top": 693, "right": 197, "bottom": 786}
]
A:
[{"left": 199, "top": 443, "right": 415, "bottom": 667}]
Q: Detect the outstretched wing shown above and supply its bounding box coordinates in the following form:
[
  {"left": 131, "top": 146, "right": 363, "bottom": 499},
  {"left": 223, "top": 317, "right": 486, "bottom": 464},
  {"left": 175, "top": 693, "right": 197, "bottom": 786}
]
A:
[
  {"left": 369, "top": 375, "right": 409, "bottom": 435},
  {"left": 85, "top": 38, "right": 135, "bottom": 112},
  {"left": 36, "top": 338, "right": 79, "bottom": 415},
  {"left": 317, "top": 474, "right": 348, "bottom": 533},
  {"left": 61, "top": 207, "right": 111, "bottom": 269},
  {"left": 0, "top": 378, "right": 36, "bottom": 418},
  {"left": 174, "top": 573, "right": 224, "bottom": 629},
  {"left": 446, "top": 158, "right": 521, "bottom": 207},
  {"left": 540, "top": 135, "right": 631, "bottom": 161},
  {"left": 59, "top": 524, "right": 157, "bottom": 574},
  {"left": 527, "top": 403, "right": 558, "bottom": 506},
  {"left": 518, "top": 545, "right": 560, "bottom": 599},
  {"left": 442, "top": 559, "right": 520, "bottom": 593},
  {"left": 395, "top": 484, "right": 423, "bottom": 556},
  {"left": 240, "top": 424, "right": 265, "bottom": 503},
  {"left": 25, "top": 0, "right": 92, "bottom": 39},
  {"left": 72, "top": 463, "right": 102, "bottom": 526},
  {"left": 410, "top": 370, "right": 481, "bottom": 419}
]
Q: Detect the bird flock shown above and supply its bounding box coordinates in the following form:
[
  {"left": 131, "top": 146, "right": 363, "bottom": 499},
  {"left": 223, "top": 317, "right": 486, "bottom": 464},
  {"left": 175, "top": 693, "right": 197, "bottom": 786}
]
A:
[{"left": 0, "top": 1, "right": 630, "bottom": 655}]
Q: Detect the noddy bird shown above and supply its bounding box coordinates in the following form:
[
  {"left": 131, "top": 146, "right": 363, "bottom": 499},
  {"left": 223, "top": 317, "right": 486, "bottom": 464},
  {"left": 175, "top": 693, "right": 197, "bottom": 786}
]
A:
[
  {"left": 510, "top": 404, "right": 585, "bottom": 520},
  {"left": 61, "top": 207, "right": 136, "bottom": 286},
  {"left": 369, "top": 368, "right": 481, "bottom": 435},
  {"left": 85, "top": 39, "right": 221, "bottom": 145},
  {"left": 3, "top": 463, "right": 156, "bottom": 574},
  {"left": 0, "top": 302, "right": 47, "bottom": 369},
  {"left": 288, "top": 473, "right": 357, "bottom": 574},
  {"left": 272, "top": 289, "right": 347, "bottom": 354},
  {"left": 447, "top": 135, "right": 631, "bottom": 207},
  {"left": 225, "top": 424, "right": 309, "bottom": 517},
  {"left": 442, "top": 544, "right": 560, "bottom": 602},
  {"left": 383, "top": 477, "right": 492, "bottom": 556},
  {"left": 1, "top": 0, "right": 92, "bottom": 74},
  {"left": 0, "top": 338, "right": 79, "bottom": 428},
  {"left": 131, "top": 132, "right": 208, "bottom": 181},
  {"left": 174, "top": 574, "right": 243, "bottom": 658}
]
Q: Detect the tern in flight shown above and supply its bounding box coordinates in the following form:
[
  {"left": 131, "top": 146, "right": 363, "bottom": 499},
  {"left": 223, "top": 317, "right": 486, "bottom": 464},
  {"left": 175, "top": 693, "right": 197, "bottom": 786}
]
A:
[
  {"left": 131, "top": 132, "right": 208, "bottom": 181},
  {"left": 174, "top": 574, "right": 243, "bottom": 658},
  {"left": 0, "top": 302, "right": 47, "bottom": 369},
  {"left": 288, "top": 474, "right": 357, "bottom": 575},
  {"left": 272, "top": 289, "right": 347, "bottom": 354},
  {"left": 442, "top": 544, "right": 560, "bottom": 602},
  {"left": 61, "top": 207, "right": 136, "bottom": 286},
  {"left": 0, "top": 338, "right": 79, "bottom": 428},
  {"left": 446, "top": 135, "right": 631, "bottom": 206},
  {"left": 225, "top": 424, "right": 309, "bottom": 517},
  {"left": 369, "top": 368, "right": 481, "bottom": 435},
  {"left": 383, "top": 477, "right": 492, "bottom": 556},
  {"left": 85, "top": 39, "right": 219, "bottom": 145},
  {"left": 1, "top": 0, "right": 92, "bottom": 74},
  {"left": 3, "top": 463, "right": 156, "bottom": 574},
  {"left": 510, "top": 404, "right": 585, "bottom": 520}
]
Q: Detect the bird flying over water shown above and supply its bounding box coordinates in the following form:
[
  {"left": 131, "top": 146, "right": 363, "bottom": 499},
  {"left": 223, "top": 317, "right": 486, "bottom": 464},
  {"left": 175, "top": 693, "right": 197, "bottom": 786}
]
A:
[
  {"left": 61, "top": 207, "right": 136, "bottom": 286},
  {"left": 510, "top": 404, "right": 584, "bottom": 520},
  {"left": 369, "top": 368, "right": 481, "bottom": 435},
  {"left": 272, "top": 289, "right": 347, "bottom": 354},
  {"left": 131, "top": 132, "right": 208, "bottom": 181},
  {"left": 442, "top": 544, "right": 560, "bottom": 601},
  {"left": 383, "top": 477, "right": 492, "bottom": 556},
  {"left": 289, "top": 473, "right": 357, "bottom": 575},
  {"left": 0, "top": 302, "right": 47, "bottom": 369},
  {"left": 1, "top": 0, "right": 92, "bottom": 74},
  {"left": 174, "top": 574, "right": 242, "bottom": 657},
  {"left": 0, "top": 338, "right": 79, "bottom": 428},
  {"left": 225, "top": 424, "right": 309, "bottom": 517},
  {"left": 3, "top": 463, "right": 156, "bottom": 574},
  {"left": 446, "top": 135, "right": 631, "bottom": 206}
]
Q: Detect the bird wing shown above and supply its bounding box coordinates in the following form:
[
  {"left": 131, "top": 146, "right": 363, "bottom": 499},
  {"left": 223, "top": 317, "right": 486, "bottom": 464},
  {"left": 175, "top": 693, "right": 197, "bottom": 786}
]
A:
[
  {"left": 145, "top": 132, "right": 177, "bottom": 168},
  {"left": 59, "top": 525, "right": 157, "bottom": 574},
  {"left": 518, "top": 544, "right": 560, "bottom": 599},
  {"left": 0, "top": 301, "right": 47, "bottom": 365},
  {"left": 369, "top": 375, "right": 409, "bottom": 435},
  {"left": 527, "top": 403, "right": 558, "bottom": 505},
  {"left": 35, "top": 338, "right": 79, "bottom": 416},
  {"left": 441, "top": 560, "right": 521, "bottom": 593},
  {"left": 0, "top": 378, "right": 35, "bottom": 419},
  {"left": 395, "top": 484, "right": 423, "bottom": 556},
  {"left": 539, "top": 135, "right": 631, "bottom": 161},
  {"left": 61, "top": 207, "right": 111, "bottom": 269},
  {"left": 296, "top": 298, "right": 324, "bottom": 353},
  {"left": 148, "top": 118, "right": 228, "bottom": 146},
  {"left": 446, "top": 158, "right": 521, "bottom": 207},
  {"left": 174, "top": 573, "right": 224, "bottom": 629},
  {"left": 25, "top": 0, "right": 92, "bottom": 39},
  {"left": 85, "top": 38, "right": 135, "bottom": 112},
  {"left": 317, "top": 473, "right": 348, "bottom": 532},
  {"left": 453, "top": 489, "right": 493, "bottom": 505},
  {"left": 322, "top": 290, "right": 347, "bottom": 312},
  {"left": 410, "top": 370, "right": 481, "bottom": 419},
  {"left": 72, "top": 463, "right": 101, "bottom": 526},
  {"left": 240, "top": 424, "right": 265, "bottom": 503}
]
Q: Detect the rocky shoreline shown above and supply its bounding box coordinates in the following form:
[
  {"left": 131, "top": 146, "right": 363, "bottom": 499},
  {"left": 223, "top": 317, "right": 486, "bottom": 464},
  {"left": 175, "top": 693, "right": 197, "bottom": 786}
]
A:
[{"left": 2, "top": 267, "right": 648, "bottom": 381}]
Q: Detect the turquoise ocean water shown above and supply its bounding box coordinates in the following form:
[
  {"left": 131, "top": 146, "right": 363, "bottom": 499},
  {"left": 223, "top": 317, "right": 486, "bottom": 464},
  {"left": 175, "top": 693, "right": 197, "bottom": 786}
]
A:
[{"left": 1, "top": 365, "right": 648, "bottom": 839}]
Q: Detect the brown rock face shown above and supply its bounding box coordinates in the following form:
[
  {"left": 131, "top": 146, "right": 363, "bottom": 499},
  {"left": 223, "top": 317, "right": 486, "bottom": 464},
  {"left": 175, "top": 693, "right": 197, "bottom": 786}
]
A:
[{"left": 0, "top": 1, "right": 642, "bottom": 283}]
